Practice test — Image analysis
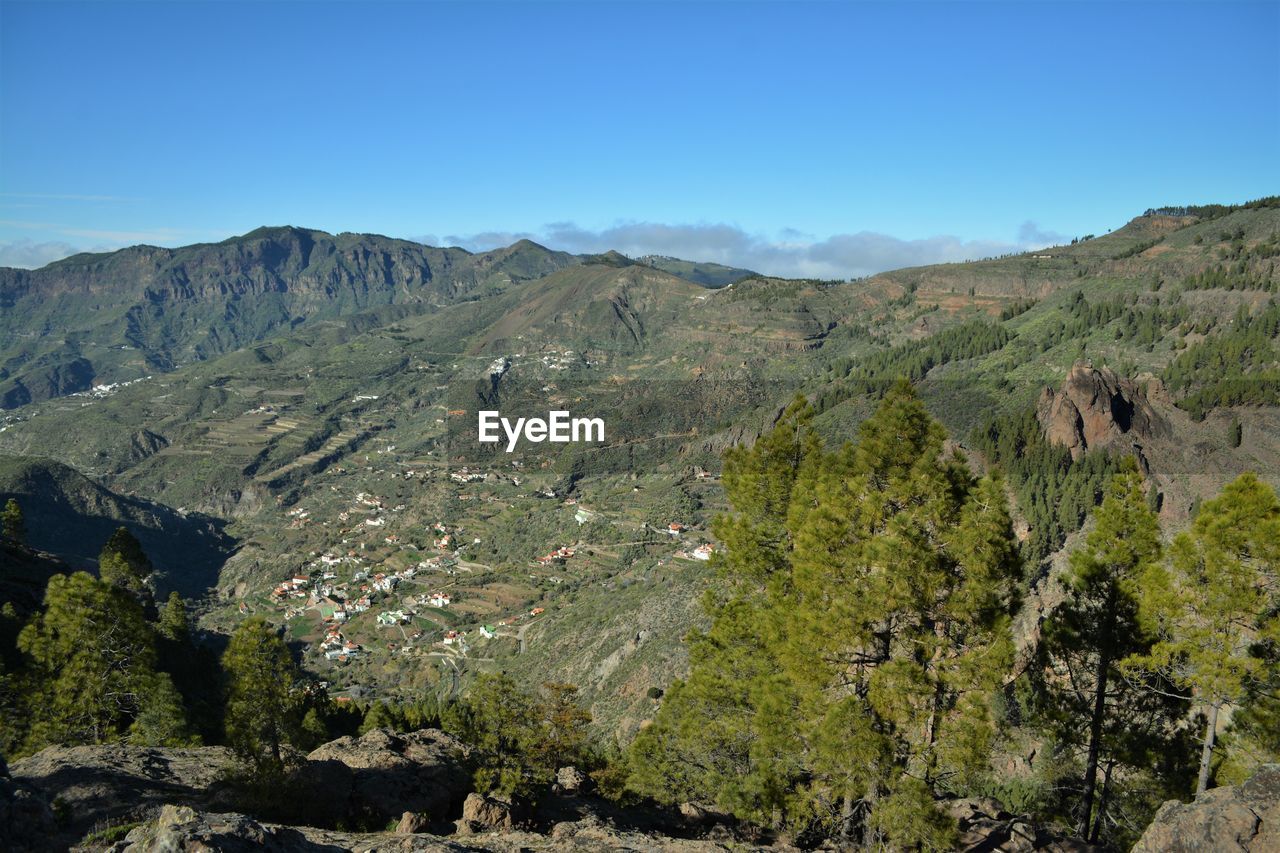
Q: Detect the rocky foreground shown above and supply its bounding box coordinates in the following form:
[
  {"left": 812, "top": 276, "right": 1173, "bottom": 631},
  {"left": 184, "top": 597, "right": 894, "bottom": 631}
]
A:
[{"left": 2, "top": 728, "right": 1275, "bottom": 851}]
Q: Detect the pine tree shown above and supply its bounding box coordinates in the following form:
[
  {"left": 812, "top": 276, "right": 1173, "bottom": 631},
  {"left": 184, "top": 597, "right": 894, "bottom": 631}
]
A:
[
  {"left": 1125, "top": 473, "right": 1280, "bottom": 794},
  {"left": 630, "top": 383, "right": 1022, "bottom": 848},
  {"left": 452, "top": 672, "right": 546, "bottom": 799},
  {"left": 300, "top": 706, "right": 330, "bottom": 750},
  {"left": 628, "top": 396, "right": 819, "bottom": 823},
  {"left": 1034, "top": 466, "right": 1185, "bottom": 843},
  {"left": 222, "top": 616, "right": 301, "bottom": 779},
  {"left": 129, "top": 672, "right": 198, "bottom": 746},
  {"left": 1, "top": 498, "right": 24, "bottom": 543},
  {"left": 536, "top": 682, "right": 591, "bottom": 772},
  {"left": 99, "top": 527, "right": 153, "bottom": 600},
  {"left": 17, "top": 572, "right": 168, "bottom": 749},
  {"left": 158, "top": 591, "right": 189, "bottom": 643},
  {"left": 784, "top": 382, "right": 1020, "bottom": 847},
  {"left": 1217, "top": 670, "right": 1280, "bottom": 785},
  {"left": 358, "top": 700, "right": 399, "bottom": 735}
]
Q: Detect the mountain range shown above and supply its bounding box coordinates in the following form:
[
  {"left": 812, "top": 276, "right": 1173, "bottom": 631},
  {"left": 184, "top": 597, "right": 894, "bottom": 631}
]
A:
[{"left": 2, "top": 197, "right": 1279, "bottom": 735}]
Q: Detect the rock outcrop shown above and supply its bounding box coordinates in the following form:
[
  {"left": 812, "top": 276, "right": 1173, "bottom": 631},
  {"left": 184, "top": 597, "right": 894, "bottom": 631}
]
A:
[
  {"left": 456, "top": 792, "right": 520, "bottom": 834},
  {"left": 1037, "top": 364, "right": 1168, "bottom": 461},
  {"left": 552, "top": 765, "right": 590, "bottom": 797},
  {"left": 10, "top": 742, "right": 234, "bottom": 841},
  {"left": 10, "top": 729, "right": 471, "bottom": 844},
  {"left": 1132, "top": 764, "right": 1279, "bottom": 852},
  {"left": 119, "top": 804, "right": 325, "bottom": 852},
  {"left": 306, "top": 727, "right": 472, "bottom": 826},
  {"left": 0, "top": 756, "right": 58, "bottom": 853},
  {"left": 117, "top": 803, "right": 784, "bottom": 851}
]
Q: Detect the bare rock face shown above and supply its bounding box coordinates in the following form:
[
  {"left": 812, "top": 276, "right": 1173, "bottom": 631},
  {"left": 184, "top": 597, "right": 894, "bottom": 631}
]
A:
[
  {"left": 552, "top": 765, "right": 590, "bottom": 796},
  {"left": 10, "top": 742, "right": 234, "bottom": 841},
  {"left": 305, "top": 727, "right": 472, "bottom": 825},
  {"left": 456, "top": 792, "right": 519, "bottom": 833},
  {"left": 122, "top": 804, "right": 296, "bottom": 852},
  {"left": 396, "top": 810, "right": 431, "bottom": 834},
  {"left": 0, "top": 757, "right": 58, "bottom": 853},
  {"left": 118, "top": 803, "right": 783, "bottom": 851},
  {"left": 1131, "top": 764, "right": 1280, "bottom": 852},
  {"left": 120, "top": 804, "right": 470, "bottom": 852},
  {"left": 1037, "top": 364, "right": 1168, "bottom": 460}
]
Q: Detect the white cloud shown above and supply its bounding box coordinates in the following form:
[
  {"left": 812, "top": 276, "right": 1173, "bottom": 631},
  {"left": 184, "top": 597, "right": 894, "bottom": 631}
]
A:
[
  {"left": 0, "top": 239, "right": 100, "bottom": 269},
  {"left": 435, "top": 220, "right": 1054, "bottom": 279},
  {"left": 1017, "top": 220, "right": 1069, "bottom": 248}
]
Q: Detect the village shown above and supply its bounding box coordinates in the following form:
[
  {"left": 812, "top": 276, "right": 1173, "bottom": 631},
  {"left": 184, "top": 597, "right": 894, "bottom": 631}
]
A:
[
  {"left": 249, "top": 462, "right": 722, "bottom": 694},
  {"left": 192, "top": 348, "right": 731, "bottom": 704}
]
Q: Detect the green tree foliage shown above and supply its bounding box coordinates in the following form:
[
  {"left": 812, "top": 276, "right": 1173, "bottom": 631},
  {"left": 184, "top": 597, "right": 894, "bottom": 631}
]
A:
[
  {"left": 446, "top": 674, "right": 593, "bottom": 800},
  {"left": 1, "top": 498, "right": 24, "bottom": 543},
  {"left": 1124, "top": 473, "right": 1280, "bottom": 794},
  {"left": 1031, "top": 291, "right": 1188, "bottom": 354},
  {"left": 222, "top": 616, "right": 302, "bottom": 780},
  {"left": 98, "top": 527, "right": 153, "bottom": 600},
  {"left": 129, "top": 672, "right": 199, "bottom": 747},
  {"left": 157, "top": 591, "right": 189, "bottom": 643},
  {"left": 355, "top": 696, "right": 443, "bottom": 736},
  {"left": 1180, "top": 261, "right": 1276, "bottom": 293},
  {"left": 1031, "top": 468, "right": 1188, "bottom": 844},
  {"left": 1217, "top": 670, "right": 1280, "bottom": 786},
  {"left": 819, "top": 321, "right": 1011, "bottom": 408},
  {"left": 532, "top": 682, "right": 592, "bottom": 775},
  {"left": 630, "top": 385, "right": 1022, "bottom": 848},
  {"left": 1146, "top": 197, "right": 1280, "bottom": 220},
  {"left": 0, "top": 648, "right": 22, "bottom": 758},
  {"left": 1111, "top": 238, "right": 1162, "bottom": 260},
  {"left": 628, "top": 397, "right": 820, "bottom": 820},
  {"left": 1163, "top": 301, "right": 1280, "bottom": 420},
  {"left": 16, "top": 572, "right": 173, "bottom": 750},
  {"left": 972, "top": 408, "right": 1124, "bottom": 568}
]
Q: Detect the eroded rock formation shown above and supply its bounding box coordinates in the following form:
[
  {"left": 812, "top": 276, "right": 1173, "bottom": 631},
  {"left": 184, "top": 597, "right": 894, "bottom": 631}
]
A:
[
  {"left": 1132, "top": 764, "right": 1279, "bottom": 852},
  {"left": 1037, "top": 364, "right": 1168, "bottom": 461}
]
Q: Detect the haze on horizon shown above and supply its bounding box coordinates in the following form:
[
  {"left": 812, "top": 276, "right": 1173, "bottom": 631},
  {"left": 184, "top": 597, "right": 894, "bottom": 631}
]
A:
[{"left": 1, "top": 0, "right": 1276, "bottom": 278}]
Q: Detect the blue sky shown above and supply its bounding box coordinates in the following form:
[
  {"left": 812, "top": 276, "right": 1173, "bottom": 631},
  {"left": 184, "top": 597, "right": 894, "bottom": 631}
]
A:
[{"left": 1, "top": 0, "right": 1276, "bottom": 276}]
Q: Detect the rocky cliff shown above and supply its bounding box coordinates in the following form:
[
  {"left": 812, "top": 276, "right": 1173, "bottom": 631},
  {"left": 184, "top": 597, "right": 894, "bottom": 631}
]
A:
[
  {"left": 1132, "top": 764, "right": 1279, "bottom": 852},
  {"left": 1037, "top": 364, "right": 1169, "bottom": 462}
]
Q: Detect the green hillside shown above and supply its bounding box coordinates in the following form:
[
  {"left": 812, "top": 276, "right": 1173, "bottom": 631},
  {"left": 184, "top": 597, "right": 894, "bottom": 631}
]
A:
[{"left": 1, "top": 198, "right": 1278, "bottom": 737}]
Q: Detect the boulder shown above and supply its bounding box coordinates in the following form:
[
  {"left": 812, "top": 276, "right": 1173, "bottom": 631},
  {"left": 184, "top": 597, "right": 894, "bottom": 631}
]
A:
[
  {"left": 1132, "top": 764, "right": 1280, "bottom": 852},
  {"left": 395, "top": 810, "right": 431, "bottom": 834},
  {"left": 552, "top": 765, "right": 590, "bottom": 796},
  {"left": 123, "top": 804, "right": 275, "bottom": 852},
  {"left": 1037, "top": 364, "right": 1168, "bottom": 461},
  {"left": 456, "top": 792, "right": 518, "bottom": 833},
  {"left": 306, "top": 727, "right": 471, "bottom": 825}
]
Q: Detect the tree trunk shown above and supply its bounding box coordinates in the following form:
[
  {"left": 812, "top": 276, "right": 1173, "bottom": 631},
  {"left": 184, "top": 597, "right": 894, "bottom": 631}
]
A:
[
  {"left": 840, "top": 792, "right": 856, "bottom": 840},
  {"left": 1196, "top": 701, "right": 1220, "bottom": 795},
  {"left": 1079, "top": 587, "right": 1118, "bottom": 841},
  {"left": 1078, "top": 647, "right": 1111, "bottom": 839},
  {"left": 863, "top": 780, "right": 879, "bottom": 852},
  {"left": 1089, "top": 761, "right": 1114, "bottom": 843}
]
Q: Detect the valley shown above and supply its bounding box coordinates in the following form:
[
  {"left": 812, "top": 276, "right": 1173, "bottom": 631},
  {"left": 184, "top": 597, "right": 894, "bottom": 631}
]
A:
[{"left": 3, "top": 197, "right": 1279, "bottom": 848}]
